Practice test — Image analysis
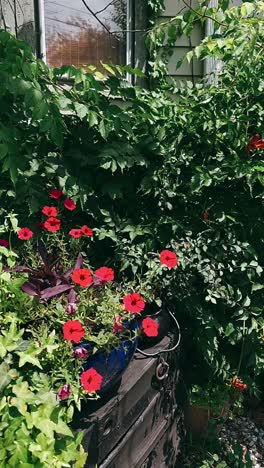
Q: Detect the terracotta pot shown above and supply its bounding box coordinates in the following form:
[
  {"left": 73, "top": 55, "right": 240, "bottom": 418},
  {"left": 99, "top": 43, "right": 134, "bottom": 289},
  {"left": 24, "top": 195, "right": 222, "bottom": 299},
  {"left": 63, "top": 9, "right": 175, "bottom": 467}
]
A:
[{"left": 184, "top": 401, "right": 231, "bottom": 437}]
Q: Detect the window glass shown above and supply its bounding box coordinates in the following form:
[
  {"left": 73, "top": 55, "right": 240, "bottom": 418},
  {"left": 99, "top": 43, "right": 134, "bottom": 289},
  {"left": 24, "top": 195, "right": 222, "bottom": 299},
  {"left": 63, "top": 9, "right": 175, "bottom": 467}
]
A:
[{"left": 43, "top": 0, "right": 127, "bottom": 70}]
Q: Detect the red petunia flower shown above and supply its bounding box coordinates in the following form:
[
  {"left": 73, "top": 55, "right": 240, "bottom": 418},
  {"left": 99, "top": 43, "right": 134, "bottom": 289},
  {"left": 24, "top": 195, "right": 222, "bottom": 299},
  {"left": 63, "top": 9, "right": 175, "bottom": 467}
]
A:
[
  {"left": 160, "top": 250, "right": 178, "bottom": 268},
  {"left": 69, "top": 229, "right": 82, "bottom": 239},
  {"left": 73, "top": 347, "right": 89, "bottom": 359},
  {"left": 113, "top": 316, "right": 126, "bottom": 333},
  {"left": 80, "top": 368, "right": 103, "bottom": 392},
  {"left": 123, "top": 292, "right": 145, "bottom": 314},
  {"left": 44, "top": 217, "right": 61, "bottom": 232},
  {"left": 81, "top": 225, "right": 93, "bottom": 236},
  {"left": 142, "top": 317, "right": 159, "bottom": 337},
  {"left": 57, "top": 384, "right": 71, "bottom": 400},
  {"left": 64, "top": 198, "right": 76, "bottom": 211},
  {"left": 0, "top": 240, "right": 9, "bottom": 248},
  {"left": 42, "top": 206, "right": 58, "bottom": 217},
  {"left": 72, "top": 268, "right": 93, "bottom": 287},
  {"left": 63, "top": 320, "right": 85, "bottom": 343},
  {"left": 247, "top": 134, "right": 264, "bottom": 154},
  {"left": 18, "top": 227, "right": 33, "bottom": 241},
  {"left": 231, "top": 377, "right": 247, "bottom": 392},
  {"left": 95, "top": 266, "right": 114, "bottom": 282},
  {"left": 50, "top": 189, "right": 63, "bottom": 199}
]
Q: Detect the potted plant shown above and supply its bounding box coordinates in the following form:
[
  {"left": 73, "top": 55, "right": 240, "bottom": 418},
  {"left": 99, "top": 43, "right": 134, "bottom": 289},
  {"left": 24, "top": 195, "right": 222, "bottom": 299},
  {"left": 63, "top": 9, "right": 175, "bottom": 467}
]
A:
[
  {"left": 3, "top": 190, "right": 150, "bottom": 400},
  {"left": 184, "top": 379, "right": 247, "bottom": 437},
  {"left": 2, "top": 190, "right": 182, "bottom": 401}
]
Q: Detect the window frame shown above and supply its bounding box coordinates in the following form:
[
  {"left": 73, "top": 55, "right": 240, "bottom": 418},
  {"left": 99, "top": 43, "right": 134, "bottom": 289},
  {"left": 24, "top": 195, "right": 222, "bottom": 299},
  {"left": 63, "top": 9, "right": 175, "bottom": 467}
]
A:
[{"left": 37, "top": 0, "right": 134, "bottom": 73}]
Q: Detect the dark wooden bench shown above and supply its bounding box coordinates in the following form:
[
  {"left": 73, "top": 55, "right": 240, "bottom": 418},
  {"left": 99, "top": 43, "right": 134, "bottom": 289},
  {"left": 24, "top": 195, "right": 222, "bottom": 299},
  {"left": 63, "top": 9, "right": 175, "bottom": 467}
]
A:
[{"left": 73, "top": 337, "right": 185, "bottom": 468}]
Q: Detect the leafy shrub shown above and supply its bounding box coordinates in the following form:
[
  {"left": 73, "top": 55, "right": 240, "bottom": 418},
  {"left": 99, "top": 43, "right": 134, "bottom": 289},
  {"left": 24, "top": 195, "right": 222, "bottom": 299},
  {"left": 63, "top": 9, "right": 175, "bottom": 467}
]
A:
[{"left": 0, "top": 2, "right": 264, "bottom": 396}]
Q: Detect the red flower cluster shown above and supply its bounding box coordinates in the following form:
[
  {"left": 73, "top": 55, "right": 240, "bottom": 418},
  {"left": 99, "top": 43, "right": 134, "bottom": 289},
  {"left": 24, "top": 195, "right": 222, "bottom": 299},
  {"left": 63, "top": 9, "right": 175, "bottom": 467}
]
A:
[
  {"left": 44, "top": 217, "right": 61, "bottom": 232},
  {"left": 95, "top": 267, "right": 114, "bottom": 282},
  {"left": 72, "top": 268, "right": 93, "bottom": 287},
  {"left": 63, "top": 320, "right": 85, "bottom": 343},
  {"left": 80, "top": 368, "right": 103, "bottom": 392},
  {"left": 42, "top": 206, "right": 58, "bottom": 217},
  {"left": 0, "top": 239, "right": 8, "bottom": 247},
  {"left": 113, "top": 315, "right": 126, "bottom": 333},
  {"left": 81, "top": 225, "right": 93, "bottom": 236},
  {"left": 160, "top": 250, "right": 178, "bottom": 268},
  {"left": 69, "top": 229, "right": 82, "bottom": 239},
  {"left": 50, "top": 189, "right": 63, "bottom": 199},
  {"left": 142, "top": 317, "right": 159, "bottom": 337},
  {"left": 123, "top": 292, "right": 145, "bottom": 314},
  {"left": 64, "top": 198, "right": 76, "bottom": 211},
  {"left": 18, "top": 227, "right": 33, "bottom": 241},
  {"left": 247, "top": 134, "right": 264, "bottom": 154},
  {"left": 69, "top": 225, "right": 93, "bottom": 239},
  {"left": 203, "top": 211, "right": 209, "bottom": 221},
  {"left": 231, "top": 377, "right": 247, "bottom": 392},
  {"left": 73, "top": 346, "right": 89, "bottom": 359},
  {"left": 57, "top": 384, "right": 71, "bottom": 400}
]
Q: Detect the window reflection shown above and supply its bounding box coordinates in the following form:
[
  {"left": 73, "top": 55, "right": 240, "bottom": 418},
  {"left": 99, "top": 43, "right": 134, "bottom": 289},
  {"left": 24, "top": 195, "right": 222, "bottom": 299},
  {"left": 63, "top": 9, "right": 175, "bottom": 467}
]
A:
[{"left": 44, "top": 0, "right": 126, "bottom": 70}]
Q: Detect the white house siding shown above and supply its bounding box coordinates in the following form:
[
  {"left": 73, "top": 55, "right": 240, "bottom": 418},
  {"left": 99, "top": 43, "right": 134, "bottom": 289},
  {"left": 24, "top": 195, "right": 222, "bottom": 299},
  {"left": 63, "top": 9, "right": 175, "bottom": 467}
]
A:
[
  {"left": 0, "top": 0, "right": 36, "bottom": 50},
  {"left": 159, "top": 0, "right": 204, "bottom": 82}
]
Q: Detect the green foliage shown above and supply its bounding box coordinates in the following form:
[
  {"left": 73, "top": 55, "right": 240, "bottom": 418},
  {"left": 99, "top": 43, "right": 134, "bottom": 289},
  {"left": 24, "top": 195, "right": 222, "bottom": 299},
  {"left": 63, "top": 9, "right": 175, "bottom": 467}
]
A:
[
  {"left": 1, "top": 7, "right": 264, "bottom": 397},
  {"left": 0, "top": 317, "right": 86, "bottom": 467}
]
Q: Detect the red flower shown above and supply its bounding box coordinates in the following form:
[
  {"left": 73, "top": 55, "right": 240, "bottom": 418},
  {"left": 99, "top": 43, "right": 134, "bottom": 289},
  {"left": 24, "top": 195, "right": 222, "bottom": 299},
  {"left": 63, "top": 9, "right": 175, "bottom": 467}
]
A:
[
  {"left": 64, "top": 198, "right": 76, "bottom": 211},
  {"left": 69, "top": 229, "right": 82, "bottom": 239},
  {"left": 95, "top": 266, "right": 114, "bottom": 282},
  {"left": 160, "top": 250, "right": 178, "bottom": 268},
  {"left": 231, "top": 377, "right": 247, "bottom": 392},
  {"left": 73, "top": 347, "right": 89, "bottom": 359},
  {"left": 63, "top": 320, "right": 85, "bottom": 343},
  {"left": 57, "top": 384, "right": 71, "bottom": 400},
  {"left": 203, "top": 211, "right": 209, "bottom": 221},
  {"left": 72, "top": 268, "right": 93, "bottom": 287},
  {"left": 42, "top": 206, "right": 58, "bottom": 217},
  {"left": 0, "top": 240, "right": 8, "bottom": 248},
  {"left": 247, "top": 134, "right": 264, "bottom": 154},
  {"left": 18, "top": 227, "right": 33, "bottom": 241},
  {"left": 123, "top": 292, "right": 145, "bottom": 314},
  {"left": 142, "top": 317, "right": 159, "bottom": 337},
  {"left": 113, "top": 316, "right": 126, "bottom": 333},
  {"left": 50, "top": 189, "right": 63, "bottom": 199},
  {"left": 44, "top": 217, "right": 61, "bottom": 232},
  {"left": 81, "top": 225, "right": 93, "bottom": 236},
  {"left": 80, "top": 368, "right": 103, "bottom": 392}
]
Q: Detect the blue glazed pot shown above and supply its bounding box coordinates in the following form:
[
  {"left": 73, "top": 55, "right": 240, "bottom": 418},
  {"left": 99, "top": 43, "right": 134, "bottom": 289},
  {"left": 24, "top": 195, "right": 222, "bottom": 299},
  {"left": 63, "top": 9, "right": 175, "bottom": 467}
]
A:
[{"left": 80, "top": 320, "right": 138, "bottom": 395}]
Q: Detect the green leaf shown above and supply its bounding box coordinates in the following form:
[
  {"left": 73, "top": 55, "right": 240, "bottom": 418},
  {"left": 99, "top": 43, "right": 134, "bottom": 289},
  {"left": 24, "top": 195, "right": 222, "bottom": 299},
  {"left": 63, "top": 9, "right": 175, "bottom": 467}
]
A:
[
  {"left": 0, "top": 143, "right": 8, "bottom": 159},
  {"left": 88, "top": 111, "right": 98, "bottom": 127},
  {"left": 74, "top": 103, "right": 88, "bottom": 119},
  {"left": 99, "top": 120, "right": 106, "bottom": 139},
  {"left": 225, "top": 323, "right": 235, "bottom": 337}
]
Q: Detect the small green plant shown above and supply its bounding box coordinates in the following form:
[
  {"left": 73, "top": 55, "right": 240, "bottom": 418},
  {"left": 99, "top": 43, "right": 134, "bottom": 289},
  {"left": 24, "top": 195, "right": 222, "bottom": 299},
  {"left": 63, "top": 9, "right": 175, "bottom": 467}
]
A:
[{"left": 0, "top": 318, "right": 87, "bottom": 467}]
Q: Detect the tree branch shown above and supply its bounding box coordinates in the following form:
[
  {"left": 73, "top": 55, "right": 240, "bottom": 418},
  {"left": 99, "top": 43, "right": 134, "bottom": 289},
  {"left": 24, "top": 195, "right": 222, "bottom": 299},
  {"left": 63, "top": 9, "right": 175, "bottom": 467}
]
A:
[
  {"left": 80, "top": 0, "right": 120, "bottom": 40},
  {"left": 182, "top": 0, "right": 227, "bottom": 27},
  {"left": 95, "top": 0, "right": 119, "bottom": 16}
]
